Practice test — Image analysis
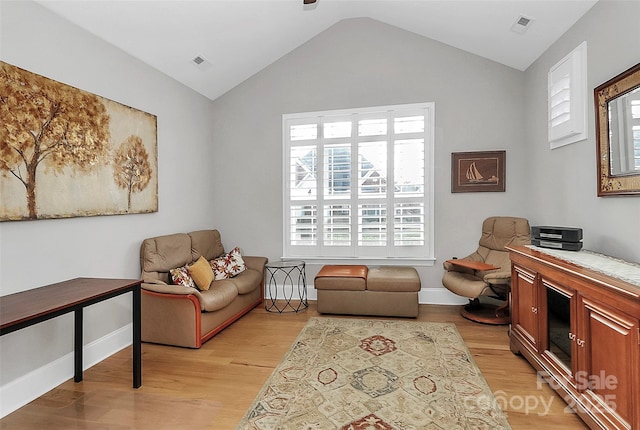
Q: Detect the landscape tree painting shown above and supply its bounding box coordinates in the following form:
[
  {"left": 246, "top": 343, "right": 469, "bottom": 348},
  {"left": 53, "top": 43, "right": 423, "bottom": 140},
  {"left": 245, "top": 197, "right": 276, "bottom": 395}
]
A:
[
  {"left": 113, "top": 135, "right": 152, "bottom": 212},
  {"left": 0, "top": 62, "right": 157, "bottom": 221}
]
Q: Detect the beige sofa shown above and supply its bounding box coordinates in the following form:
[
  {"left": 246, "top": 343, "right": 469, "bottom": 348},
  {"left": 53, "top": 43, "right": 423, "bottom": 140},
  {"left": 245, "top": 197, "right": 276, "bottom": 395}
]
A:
[{"left": 139, "top": 229, "right": 267, "bottom": 348}]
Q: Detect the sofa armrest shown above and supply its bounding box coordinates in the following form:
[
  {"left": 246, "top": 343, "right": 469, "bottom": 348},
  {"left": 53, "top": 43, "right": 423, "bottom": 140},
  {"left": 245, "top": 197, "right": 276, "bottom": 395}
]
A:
[{"left": 243, "top": 256, "right": 268, "bottom": 273}]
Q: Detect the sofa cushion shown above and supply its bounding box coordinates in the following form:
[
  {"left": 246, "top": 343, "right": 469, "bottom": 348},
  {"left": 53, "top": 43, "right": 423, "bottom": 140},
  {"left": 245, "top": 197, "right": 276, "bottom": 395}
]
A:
[
  {"left": 198, "top": 281, "right": 239, "bottom": 312},
  {"left": 229, "top": 268, "right": 262, "bottom": 294},
  {"left": 141, "top": 233, "right": 192, "bottom": 273},
  {"left": 169, "top": 265, "right": 196, "bottom": 289},
  {"left": 190, "top": 229, "right": 225, "bottom": 261},
  {"left": 189, "top": 256, "right": 214, "bottom": 291},
  {"left": 210, "top": 247, "right": 246, "bottom": 280}
]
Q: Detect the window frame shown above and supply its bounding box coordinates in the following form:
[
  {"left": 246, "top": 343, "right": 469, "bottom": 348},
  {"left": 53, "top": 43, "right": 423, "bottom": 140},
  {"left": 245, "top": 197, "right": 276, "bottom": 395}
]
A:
[{"left": 282, "top": 102, "right": 435, "bottom": 266}]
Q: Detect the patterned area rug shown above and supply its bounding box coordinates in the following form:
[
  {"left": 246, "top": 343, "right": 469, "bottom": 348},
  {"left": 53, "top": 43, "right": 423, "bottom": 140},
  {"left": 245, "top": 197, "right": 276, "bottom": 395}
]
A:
[{"left": 236, "top": 317, "right": 511, "bottom": 430}]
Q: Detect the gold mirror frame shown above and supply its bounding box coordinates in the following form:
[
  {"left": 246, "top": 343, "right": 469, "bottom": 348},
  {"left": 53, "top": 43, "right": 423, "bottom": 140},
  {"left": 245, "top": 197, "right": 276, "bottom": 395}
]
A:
[{"left": 595, "top": 62, "right": 640, "bottom": 196}]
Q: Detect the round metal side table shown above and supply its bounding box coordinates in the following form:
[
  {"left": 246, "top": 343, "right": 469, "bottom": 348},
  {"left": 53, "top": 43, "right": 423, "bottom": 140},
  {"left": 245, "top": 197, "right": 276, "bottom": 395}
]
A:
[{"left": 264, "top": 260, "right": 308, "bottom": 313}]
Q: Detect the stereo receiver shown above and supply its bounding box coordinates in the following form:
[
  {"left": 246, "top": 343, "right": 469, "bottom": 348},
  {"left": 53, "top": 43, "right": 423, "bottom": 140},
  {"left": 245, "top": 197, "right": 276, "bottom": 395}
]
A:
[{"left": 531, "top": 226, "right": 583, "bottom": 251}]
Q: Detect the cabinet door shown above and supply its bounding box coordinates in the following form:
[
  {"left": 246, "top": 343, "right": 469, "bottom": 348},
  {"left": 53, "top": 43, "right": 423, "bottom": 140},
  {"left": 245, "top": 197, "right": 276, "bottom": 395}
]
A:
[
  {"left": 512, "top": 265, "right": 539, "bottom": 351},
  {"left": 578, "top": 297, "right": 639, "bottom": 429},
  {"left": 540, "top": 278, "right": 577, "bottom": 382}
]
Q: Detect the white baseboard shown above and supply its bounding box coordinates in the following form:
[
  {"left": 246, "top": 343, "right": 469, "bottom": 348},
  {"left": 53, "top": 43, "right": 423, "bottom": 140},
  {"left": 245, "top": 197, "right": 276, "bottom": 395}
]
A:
[
  {"left": 419, "top": 287, "right": 469, "bottom": 305},
  {"left": 273, "top": 285, "right": 468, "bottom": 306},
  {"left": 0, "top": 323, "right": 132, "bottom": 419}
]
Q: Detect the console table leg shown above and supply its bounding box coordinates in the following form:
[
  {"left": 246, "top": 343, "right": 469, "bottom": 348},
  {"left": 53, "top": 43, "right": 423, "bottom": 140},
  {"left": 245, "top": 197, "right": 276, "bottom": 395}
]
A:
[
  {"left": 74, "top": 308, "right": 83, "bottom": 382},
  {"left": 132, "top": 284, "right": 142, "bottom": 388}
]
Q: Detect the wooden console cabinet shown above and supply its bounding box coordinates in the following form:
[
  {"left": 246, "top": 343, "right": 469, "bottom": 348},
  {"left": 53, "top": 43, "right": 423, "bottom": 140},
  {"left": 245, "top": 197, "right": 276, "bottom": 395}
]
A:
[{"left": 508, "top": 245, "right": 640, "bottom": 430}]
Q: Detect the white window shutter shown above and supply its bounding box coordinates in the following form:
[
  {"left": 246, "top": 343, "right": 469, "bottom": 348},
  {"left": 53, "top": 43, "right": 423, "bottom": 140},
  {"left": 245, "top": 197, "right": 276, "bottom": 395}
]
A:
[{"left": 548, "top": 42, "right": 588, "bottom": 149}]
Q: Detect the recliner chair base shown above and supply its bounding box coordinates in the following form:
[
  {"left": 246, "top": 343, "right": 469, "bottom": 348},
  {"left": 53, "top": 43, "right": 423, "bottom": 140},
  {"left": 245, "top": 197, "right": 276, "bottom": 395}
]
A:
[{"left": 460, "top": 298, "right": 510, "bottom": 325}]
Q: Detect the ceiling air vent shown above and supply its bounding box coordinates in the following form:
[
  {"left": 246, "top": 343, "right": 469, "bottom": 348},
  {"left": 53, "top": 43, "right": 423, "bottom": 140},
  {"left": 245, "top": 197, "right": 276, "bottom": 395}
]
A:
[
  {"left": 191, "top": 55, "right": 212, "bottom": 71},
  {"left": 511, "top": 14, "right": 534, "bottom": 34}
]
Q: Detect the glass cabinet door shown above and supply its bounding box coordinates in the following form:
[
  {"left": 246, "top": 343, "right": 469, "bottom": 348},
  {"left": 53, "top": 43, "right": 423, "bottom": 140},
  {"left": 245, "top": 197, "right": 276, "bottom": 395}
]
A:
[
  {"left": 545, "top": 286, "right": 573, "bottom": 368},
  {"left": 541, "top": 279, "right": 575, "bottom": 374}
]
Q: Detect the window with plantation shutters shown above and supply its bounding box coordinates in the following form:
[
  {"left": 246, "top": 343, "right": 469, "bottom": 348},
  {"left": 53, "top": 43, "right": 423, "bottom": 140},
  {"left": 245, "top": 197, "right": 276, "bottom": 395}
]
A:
[
  {"left": 548, "top": 42, "right": 588, "bottom": 149},
  {"left": 283, "top": 103, "right": 434, "bottom": 263}
]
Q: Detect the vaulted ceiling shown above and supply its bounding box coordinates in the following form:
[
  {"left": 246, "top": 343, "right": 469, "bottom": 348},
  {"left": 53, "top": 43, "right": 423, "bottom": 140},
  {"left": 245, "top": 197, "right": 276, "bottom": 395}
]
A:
[{"left": 35, "top": 0, "right": 599, "bottom": 101}]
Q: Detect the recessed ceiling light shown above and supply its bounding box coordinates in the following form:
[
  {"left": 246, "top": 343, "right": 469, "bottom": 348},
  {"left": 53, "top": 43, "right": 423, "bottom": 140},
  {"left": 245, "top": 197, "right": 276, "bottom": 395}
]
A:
[{"left": 511, "top": 14, "right": 535, "bottom": 34}]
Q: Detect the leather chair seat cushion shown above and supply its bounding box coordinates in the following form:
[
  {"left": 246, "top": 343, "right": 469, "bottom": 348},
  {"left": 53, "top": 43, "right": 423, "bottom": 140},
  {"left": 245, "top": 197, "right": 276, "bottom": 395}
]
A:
[
  {"left": 229, "top": 268, "right": 262, "bottom": 294},
  {"left": 442, "top": 271, "right": 489, "bottom": 299},
  {"left": 198, "top": 281, "right": 239, "bottom": 312},
  {"left": 367, "top": 266, "right": 421, "bottom": 292}
]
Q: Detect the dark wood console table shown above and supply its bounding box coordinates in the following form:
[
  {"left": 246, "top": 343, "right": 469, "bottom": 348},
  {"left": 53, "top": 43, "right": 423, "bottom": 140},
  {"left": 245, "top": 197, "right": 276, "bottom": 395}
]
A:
[{"left": 0, "top": 277, "right": 142, "bottom": 388}]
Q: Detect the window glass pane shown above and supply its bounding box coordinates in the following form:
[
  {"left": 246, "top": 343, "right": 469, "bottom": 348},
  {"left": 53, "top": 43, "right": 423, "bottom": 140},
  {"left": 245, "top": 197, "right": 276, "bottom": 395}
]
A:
[
  {"left": 324, "top": 144, "right": 351, "bottom": 198},
  {"left": 290, "top": 123, "right": 318, "bottom": 141},
  {"left": 358, "top": 118, "right": 387, "bottom": 136},
  {"left": 358, "top": 204, "right": 386, "bottom": 246},
  {"left": 290, "top": 146, "right": 317, "bottom": 200},
  {"left": 394, "top": 116, "right": 424, "bottom": 134},
  {"left": 394, "top": 139, "right": 424, "bottom": 196},
  {"left": 290, "top": 205, "right": 317, "bottom": 245},
  {"left": 358, "top": 141, "right": 387, "bottom": 197},
  {"left": 324, "top": 204, "right": 351, "bottom": 246},
  {"left": 324, "top": 121, "right": 352, "bottom": 139},
  {"left": 394, "top": 202, "right": 424, "bottom": 246}
]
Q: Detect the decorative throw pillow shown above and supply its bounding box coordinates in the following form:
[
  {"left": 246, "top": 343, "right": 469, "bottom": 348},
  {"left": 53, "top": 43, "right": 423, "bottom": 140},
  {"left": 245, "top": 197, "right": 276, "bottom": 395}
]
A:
[
  {"left": 188, "top": 256, "right": 214, "bottom": 291},
  {"left": 169, "top": 265, "right": 196, "bottom": 289},
  {"left": 209, "top": 247, "right": 246, "bottom": 280}
]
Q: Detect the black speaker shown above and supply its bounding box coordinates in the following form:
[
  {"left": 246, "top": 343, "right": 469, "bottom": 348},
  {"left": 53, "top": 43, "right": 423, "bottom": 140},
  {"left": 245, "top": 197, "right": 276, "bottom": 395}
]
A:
[
  {"left": 531, "top": 226, "right": 583, "bottom": 251},
  {"left": 531, "top": 238, "right": 583, "bottom": 251},
  {"left": 531, "top": 226, "right": 583, "bottom": 243}
]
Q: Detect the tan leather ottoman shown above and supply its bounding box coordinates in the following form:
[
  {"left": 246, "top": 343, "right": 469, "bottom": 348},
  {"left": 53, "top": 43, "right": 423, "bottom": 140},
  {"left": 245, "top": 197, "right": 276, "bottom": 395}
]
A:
[
  {"left": 314, "top": 265, "right": 420, "bottom": 317},
  {"left": 314, "top": 265, "right": 368, "bottom": 291}
]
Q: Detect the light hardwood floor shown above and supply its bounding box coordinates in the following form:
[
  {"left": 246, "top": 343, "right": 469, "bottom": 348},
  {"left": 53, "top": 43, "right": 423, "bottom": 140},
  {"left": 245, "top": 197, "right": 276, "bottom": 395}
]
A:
[{"left": 0, "top": 303, "right": 588, "bottom": 429}]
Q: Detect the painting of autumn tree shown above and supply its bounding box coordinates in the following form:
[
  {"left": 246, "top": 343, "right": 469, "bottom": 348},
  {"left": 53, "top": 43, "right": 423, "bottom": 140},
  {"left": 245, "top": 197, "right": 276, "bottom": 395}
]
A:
[
  {"left": 113, "top": 135, "right": 152, "bottom": 212},
  {"left": 0, "top": 62, "right": 157, "bottom": 221}
]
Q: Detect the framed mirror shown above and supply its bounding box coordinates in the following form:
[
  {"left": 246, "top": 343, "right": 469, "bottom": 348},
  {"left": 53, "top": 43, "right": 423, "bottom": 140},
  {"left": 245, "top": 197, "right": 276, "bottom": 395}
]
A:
[{"left": 595, "top": 62, "right": 640, "bottom": 196}]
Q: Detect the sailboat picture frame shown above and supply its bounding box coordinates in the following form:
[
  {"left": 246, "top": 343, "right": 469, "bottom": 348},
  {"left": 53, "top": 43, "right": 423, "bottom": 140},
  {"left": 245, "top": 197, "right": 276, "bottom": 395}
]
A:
[{"left": 451, "top": 150, "right": 505, "bottom": 193}]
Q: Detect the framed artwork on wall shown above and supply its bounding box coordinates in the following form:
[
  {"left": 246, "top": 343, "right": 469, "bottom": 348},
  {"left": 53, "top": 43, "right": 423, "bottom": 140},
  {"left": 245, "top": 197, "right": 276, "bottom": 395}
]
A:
[
  {"left": 451, "top": 150, "right": 505, "bottom": 193},
  {"left": 0, "top": 61, "right": 158, "bottom": 221}
]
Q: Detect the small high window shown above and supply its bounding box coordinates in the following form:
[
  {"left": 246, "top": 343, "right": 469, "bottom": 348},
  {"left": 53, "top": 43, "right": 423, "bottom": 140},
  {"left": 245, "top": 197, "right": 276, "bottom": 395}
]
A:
[{"left": 548, "top": 42, "right": 588, "bottom": 149}]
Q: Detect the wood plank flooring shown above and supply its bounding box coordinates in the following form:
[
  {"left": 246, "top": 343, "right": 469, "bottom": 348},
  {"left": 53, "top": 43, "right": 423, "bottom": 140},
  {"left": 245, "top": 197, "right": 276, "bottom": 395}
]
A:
[{"left": 0, "top": 303, "right": 588, "bottom": 429}]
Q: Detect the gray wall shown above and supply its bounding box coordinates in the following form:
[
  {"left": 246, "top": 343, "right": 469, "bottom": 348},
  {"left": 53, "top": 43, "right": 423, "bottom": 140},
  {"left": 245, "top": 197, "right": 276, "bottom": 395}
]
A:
[
  {"left": 208, "top": 17, "right": 528, "bottom": 299},
  {"left": 523, "top": 0, "right": 640, "bottom": 263},
  {"left": 1, "top": 0, "right": 639, "bottom": 418},
  {"left": 0, "top": 0, "right": 216, "bottom": 415}
]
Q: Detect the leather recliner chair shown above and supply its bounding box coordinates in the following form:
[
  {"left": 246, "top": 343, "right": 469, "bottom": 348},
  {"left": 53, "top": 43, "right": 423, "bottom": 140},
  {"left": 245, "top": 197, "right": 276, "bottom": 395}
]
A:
[{"left": 442, "top": 216, "right": 531, "bottom": 324}]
